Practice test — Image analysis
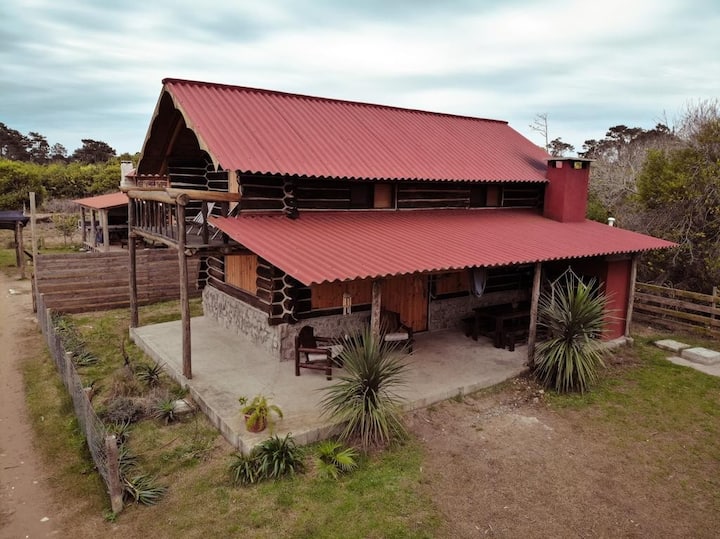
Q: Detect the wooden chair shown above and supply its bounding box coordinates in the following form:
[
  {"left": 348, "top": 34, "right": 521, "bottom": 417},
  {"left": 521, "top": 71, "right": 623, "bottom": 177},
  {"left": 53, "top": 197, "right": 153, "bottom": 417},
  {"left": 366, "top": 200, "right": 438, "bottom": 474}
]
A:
[
  {"left": 294, "top": 326, "right": 342, "bottom": 380},
  {"left": 380, "top": 310, "right": 413, "bottom": 353}
]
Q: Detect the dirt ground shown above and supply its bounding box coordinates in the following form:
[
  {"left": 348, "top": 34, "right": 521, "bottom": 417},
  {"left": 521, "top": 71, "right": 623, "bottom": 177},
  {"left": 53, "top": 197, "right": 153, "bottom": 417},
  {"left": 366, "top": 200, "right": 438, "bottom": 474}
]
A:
[
  {"left": 0, "top": 271, "right": 61, "bottom": 537},
  {"left": 407, "top": 375, "right": 718, "bottom": 538}
]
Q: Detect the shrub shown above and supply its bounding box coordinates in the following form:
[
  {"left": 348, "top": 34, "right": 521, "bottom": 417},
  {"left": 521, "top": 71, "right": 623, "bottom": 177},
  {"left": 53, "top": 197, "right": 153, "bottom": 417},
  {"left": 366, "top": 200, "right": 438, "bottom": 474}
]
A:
[
  {"left": 136, "top": 361, "right": 164, "bottom": 388},
  {"left": 153, "top": 397, "right": 177, "bottom": 425},
  {"left": 313, "top": 439, "right": 359, "bottom": 480},
  {"left": 101, "top": 396, "right": 145, "bottom": 424},
  {"left": 123, "top": 473, "right": 166, "bottom": 505},
  {"left": 229, "top": 452, "right": 260, "bottom": 486},
  {"left": 533, "top": 269, "right": 609, "bottom": 393},
  {"left": 254, "top": 434, "right": 304, "bottom": 479},
  {"left": 320, "top": 329, "right": 409, "bottom": 450}
]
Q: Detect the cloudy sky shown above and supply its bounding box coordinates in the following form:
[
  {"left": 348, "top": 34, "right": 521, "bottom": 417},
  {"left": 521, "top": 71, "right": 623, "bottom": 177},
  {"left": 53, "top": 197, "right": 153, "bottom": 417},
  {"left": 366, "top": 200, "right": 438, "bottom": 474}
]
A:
[{"left": 1, "top": 0, "right": 718, "bottom": 155}]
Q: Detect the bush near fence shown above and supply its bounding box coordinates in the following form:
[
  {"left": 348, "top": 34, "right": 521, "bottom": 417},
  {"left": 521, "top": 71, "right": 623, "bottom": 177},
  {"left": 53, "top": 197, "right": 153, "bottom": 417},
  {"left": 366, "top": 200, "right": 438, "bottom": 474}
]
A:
[
  {"left": 35, "top": 291, "right": 124, "bottom": 513},
  {"left": 634, "top": 283, "right": 720, "bottom": 337}
]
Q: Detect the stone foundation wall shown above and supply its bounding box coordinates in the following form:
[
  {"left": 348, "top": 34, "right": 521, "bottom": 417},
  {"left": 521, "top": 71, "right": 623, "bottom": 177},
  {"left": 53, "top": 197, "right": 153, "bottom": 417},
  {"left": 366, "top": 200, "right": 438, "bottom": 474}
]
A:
[
  {"left": 203, "top": 286, "right": 371, "bottom": 362},
  {"left": 202, "top": 286, "right": 282, "bottom": 360},
  {"left": 428, "top": 290, "right": 532, "bottom": 331}
]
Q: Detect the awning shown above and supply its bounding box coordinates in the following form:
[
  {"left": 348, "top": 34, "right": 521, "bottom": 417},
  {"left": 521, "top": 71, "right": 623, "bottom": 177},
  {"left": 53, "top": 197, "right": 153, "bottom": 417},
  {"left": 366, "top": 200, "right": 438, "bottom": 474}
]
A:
[
  {"left": 211, "top": 209, "right": 676, "bottom": 286},
  {"left": 73, "top": 192, "right": 128, "bottom": 210}
]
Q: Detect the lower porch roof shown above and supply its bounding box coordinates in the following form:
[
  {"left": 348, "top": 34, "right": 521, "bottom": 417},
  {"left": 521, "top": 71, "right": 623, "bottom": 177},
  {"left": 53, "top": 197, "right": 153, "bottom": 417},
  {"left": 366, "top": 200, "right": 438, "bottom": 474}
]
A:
[{"left": 210, "top": 209, "right": 676, "bottom": 286}]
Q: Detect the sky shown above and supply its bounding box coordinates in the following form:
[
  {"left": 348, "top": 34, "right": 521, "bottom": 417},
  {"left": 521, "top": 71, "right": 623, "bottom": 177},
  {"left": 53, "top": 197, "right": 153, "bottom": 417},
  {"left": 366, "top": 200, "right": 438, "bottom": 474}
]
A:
[{"left": 1, "top": 0, "right": 718, "bottom": 156}]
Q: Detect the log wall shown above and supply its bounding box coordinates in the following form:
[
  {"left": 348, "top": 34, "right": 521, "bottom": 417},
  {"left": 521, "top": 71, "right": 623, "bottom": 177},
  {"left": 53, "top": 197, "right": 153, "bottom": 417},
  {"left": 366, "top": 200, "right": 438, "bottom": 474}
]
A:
[{"left": 33, "top": 250, "right": 201, "bottom": 314}]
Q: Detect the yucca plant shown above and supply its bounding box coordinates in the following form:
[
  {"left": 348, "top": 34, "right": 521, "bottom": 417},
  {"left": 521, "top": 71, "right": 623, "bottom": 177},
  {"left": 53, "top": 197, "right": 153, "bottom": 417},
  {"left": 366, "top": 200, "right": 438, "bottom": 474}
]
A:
[
  {"left": 320, "top": 329, "right": 408, "bottom": 450},
  {"left": 136, "top": 361, "right": 164, "bottom": 387},
  {"left": 533, "top": 269, "right": 609, "bottom": 393},
  {"left": 229, "top": 452, "right": 261, "bottom": 486},
  {"left": 153, "top": 397, "right": 177, "bottom": 425},
  {"left": 123, "top": 473, "right": 166, "bottom": 505},
  {"left": 313, "top": 439, "right": 359, "bottom": 480},
  {"left": 254, "top": 434, "right": 304, "bottom": 479}
]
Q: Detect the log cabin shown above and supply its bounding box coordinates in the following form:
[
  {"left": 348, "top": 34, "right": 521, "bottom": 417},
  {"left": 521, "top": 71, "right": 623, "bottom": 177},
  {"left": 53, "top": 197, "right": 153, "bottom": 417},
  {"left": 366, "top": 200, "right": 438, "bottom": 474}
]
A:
[{"left": 125, "top": 78, "right": 675, "bottom": 379}]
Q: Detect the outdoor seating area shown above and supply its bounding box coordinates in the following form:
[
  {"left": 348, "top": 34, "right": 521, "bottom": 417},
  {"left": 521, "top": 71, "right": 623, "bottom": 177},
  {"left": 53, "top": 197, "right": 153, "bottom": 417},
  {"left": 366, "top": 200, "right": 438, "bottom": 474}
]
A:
[
  {"left": 470, "top": 303, "right": 532, "bottom": 351},
  {"left": 130, "top": 316, "right": 527, "bottom": 453}
]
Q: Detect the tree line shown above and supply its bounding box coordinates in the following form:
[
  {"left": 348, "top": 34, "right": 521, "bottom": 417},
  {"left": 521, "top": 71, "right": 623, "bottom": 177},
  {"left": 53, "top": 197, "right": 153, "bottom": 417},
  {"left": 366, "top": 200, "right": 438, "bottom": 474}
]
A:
[{"left": 0, "top": 122, "right": 138, "bottom": 209}]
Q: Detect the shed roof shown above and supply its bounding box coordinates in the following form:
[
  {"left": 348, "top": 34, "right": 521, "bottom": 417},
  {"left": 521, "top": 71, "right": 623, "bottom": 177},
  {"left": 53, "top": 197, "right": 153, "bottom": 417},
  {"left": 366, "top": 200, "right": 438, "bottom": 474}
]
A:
[
  {"left": 73, "top": 192, "right": 128, "bottom": 210},
  {"left": 151, "top": 78, "right": 549, "bottom": 183},
  {"left": 211, "top": 210, "right": 676, "bottom": 285},
  {"left": 0, "top": 211, "right": 30, "bottom": 230}
]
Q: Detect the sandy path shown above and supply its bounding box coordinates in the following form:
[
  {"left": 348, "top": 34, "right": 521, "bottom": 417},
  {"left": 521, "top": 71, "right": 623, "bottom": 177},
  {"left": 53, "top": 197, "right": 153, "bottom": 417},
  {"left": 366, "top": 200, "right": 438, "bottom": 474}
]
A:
[{"left": 0, "top": 272, "right": 60, "bottom": 538}]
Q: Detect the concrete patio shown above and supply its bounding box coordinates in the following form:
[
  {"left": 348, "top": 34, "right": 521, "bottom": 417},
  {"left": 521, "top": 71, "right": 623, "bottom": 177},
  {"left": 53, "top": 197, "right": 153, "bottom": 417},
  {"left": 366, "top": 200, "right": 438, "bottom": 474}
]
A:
[{"left": 131, "top": 316, "right": 528, "bottom": 453}]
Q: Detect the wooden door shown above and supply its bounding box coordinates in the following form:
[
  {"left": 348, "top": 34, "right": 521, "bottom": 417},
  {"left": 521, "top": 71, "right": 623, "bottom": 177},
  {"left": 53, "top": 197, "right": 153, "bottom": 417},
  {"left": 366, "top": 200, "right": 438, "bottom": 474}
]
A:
[{"left": 382, "top": 274, "right": 428, "bottom": 332}]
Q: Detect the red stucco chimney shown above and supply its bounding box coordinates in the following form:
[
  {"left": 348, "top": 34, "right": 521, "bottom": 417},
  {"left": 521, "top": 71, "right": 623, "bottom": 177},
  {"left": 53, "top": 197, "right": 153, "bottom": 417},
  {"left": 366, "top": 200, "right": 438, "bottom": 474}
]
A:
[{"left": 543, "top": 158, "right": 592, "bottom": 222}]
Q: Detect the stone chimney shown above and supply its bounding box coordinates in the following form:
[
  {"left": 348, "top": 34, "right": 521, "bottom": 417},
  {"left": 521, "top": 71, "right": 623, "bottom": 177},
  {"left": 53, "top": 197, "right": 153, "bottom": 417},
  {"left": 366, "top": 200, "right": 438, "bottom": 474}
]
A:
[
  {"left": 543, "top": 158, "right": 591, "bottom": 223},
  {"left": 120, "top": 161, "right": 135, "bottom": 189}
]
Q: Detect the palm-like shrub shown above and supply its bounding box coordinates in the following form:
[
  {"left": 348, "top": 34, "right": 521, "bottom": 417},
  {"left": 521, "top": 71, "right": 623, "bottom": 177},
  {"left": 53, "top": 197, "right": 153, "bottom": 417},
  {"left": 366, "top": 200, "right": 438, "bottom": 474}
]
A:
[
  {"left": 320, "top": 329, "right": 408, "bottom": 450},
  {"left": 533, "top": 269, "right": 609, "bottom": 393},
  {"left": 313, "top": 439, "right": 359, "bottom": 480},
  {"left": 254, "top": 434, "right": 304, "bottom": 479}
]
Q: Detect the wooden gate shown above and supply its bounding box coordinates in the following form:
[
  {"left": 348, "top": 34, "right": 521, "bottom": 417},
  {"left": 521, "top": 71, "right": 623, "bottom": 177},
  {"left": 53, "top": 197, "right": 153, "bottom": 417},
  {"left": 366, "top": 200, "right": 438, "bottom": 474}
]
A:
[{"left": 382, "top": 274, "right": 428, "bottom": 332}]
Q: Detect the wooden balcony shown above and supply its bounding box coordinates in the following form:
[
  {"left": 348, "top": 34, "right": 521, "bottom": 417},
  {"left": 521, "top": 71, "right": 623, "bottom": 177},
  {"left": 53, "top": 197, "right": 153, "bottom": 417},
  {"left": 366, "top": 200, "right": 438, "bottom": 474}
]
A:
[{"left": 125, "top": 187, "right": 242, "bottom": 255}]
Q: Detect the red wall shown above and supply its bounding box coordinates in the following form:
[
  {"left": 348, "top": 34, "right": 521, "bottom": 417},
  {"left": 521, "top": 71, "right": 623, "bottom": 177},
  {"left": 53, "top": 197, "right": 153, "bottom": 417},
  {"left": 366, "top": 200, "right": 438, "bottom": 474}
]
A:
[
  {"left": 544, "top": 159, "right": 590, "bottom": 223},
  {"left": 603, "top": 258, "right": 631, "bottom": 340}
]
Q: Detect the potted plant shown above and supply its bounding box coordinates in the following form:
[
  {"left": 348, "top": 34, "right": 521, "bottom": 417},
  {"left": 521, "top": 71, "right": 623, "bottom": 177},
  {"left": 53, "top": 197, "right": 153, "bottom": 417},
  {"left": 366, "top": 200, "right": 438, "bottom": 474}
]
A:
[{"left": 239, "top": 394, "right": 283, "bottom": 433}]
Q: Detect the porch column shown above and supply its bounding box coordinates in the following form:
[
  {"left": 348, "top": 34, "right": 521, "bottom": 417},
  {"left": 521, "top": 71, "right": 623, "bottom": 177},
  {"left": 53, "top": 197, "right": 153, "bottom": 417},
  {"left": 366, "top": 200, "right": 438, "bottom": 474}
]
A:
[
  {"left": 624, "top": 255, "right": 638, "bottom": 339},
  {"left": 80, "top": 207, "right": 87, "bottom": 244},
  {"left": 177, "top": 201, "right": 192, "bottom": 379},
  {"left": 527, "top": 262, "right": 542, "bottom": 368},
  {"left": 371, "top": 279, "right": 382, "bottom": 337},
  {"left": 100, "top": 209, "right": 110, "bottom": 251},
  {"left": 128, "top": 199, "right": 138, "bottom": 328}
]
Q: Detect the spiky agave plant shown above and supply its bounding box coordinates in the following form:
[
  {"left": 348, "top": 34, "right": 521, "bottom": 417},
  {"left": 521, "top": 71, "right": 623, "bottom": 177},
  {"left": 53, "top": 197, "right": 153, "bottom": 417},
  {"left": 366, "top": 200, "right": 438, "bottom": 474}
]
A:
[
  {"left": 320, "top": 329, "right": 408, "bottom": 450},
  {"left": 534, "top": 269, "right": 609, "bottom": 393}
]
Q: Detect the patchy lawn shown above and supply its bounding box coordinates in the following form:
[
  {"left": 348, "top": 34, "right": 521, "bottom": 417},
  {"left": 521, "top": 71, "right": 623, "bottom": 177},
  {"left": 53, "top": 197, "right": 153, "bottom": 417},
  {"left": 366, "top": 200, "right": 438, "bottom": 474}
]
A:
[{"left": 18, "top": 287, "right": 720, "bottom": 537}]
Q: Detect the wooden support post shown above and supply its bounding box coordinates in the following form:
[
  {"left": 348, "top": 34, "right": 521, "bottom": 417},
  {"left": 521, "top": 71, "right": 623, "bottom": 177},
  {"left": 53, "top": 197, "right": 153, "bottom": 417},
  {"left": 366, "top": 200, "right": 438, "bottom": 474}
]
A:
[
  {"left": 128, "top": 199, "right": 139, "bottom": 328},
  {"left": 527, "top": 262, "right": 542, "bottom": 368},
  {"left": 625, "top": 255, "right": 638, "bottom": 339},
  {"left": 201, "top": 200, "right": 209, "bottom": 245},
  {"left": 371, "top": 280, "right": 382, "bottom": 338},
  {"left": 30, "top": 192, "right": 38, "bottom": 261},
  {"left": 15, "top": 220, "right": 25, "bottom": 278},
  {"left": 177, "top": 203, "right": 192, "bottom": 379},
  {"left": 711, "top": 285, "right": 718, "bottom": 324},
  {"left": 101, "top": 209, "right": 110, "bottom": 251},
  {"left": 80, "top": 207, "right": 87, "bottom": 245},
  {"left": 105, "top": 435, "right": 124, "bottom": 514}
]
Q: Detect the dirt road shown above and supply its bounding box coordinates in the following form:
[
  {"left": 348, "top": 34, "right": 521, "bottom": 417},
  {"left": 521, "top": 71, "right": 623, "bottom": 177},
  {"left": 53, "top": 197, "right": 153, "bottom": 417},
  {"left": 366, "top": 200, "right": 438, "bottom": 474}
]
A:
[{"left": 0, "top": 272, "right": 60, "bottom": 538}]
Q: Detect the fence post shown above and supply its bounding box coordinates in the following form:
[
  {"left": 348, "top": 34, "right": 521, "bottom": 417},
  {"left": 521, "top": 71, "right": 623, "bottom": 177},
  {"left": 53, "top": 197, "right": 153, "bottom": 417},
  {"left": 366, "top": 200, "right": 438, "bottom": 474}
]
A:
[
  {"left": 712, "top": 286, "right": 718, "bottom": 324},
  {"left": 105, "top": 435, "right": 124, "bottom": 514}
]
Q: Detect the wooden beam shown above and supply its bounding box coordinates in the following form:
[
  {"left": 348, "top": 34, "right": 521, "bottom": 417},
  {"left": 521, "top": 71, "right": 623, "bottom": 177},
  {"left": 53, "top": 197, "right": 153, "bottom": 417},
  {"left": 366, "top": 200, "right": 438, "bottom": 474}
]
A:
[
  {"left": 166, "top": 188, "right": 241, "bottom": 203},
  {"left": 177, "top": 203, "right": 192, "bottom": 379},
  {"left": 127, "top": 190, "right": 176, "bottom": 205},
  {"left": 527, "top": 262, "right": 542, "bottom": 368},
  {"left": 624, "top": 255, "right": 638, "bottom": 339},
  {"left": 371, "top": 280, "right": 382, "bottom": 337},
  {"left": 132, "top": 228, "right": 180, "bottom": 250},
  {"left": 80, "top": 207, "right": 87, "bottom": 244},
  {"left": 128, "top": 200, "right": 138, "bottom": 328}
]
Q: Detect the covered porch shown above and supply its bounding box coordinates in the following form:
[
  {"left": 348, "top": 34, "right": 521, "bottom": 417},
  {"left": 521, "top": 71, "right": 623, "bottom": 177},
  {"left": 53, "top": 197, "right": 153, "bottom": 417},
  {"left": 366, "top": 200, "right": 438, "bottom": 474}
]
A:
[{"left": 130, "top": 315, "right": 527, "bottom": 453}]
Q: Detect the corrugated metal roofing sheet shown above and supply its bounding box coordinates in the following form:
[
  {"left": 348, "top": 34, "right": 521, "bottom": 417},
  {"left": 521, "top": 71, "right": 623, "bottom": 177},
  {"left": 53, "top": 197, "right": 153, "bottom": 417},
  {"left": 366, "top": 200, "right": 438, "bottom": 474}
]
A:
[
  {"left": 163, "top": 78, "right": 549, "bottom": 182},
  {"left": 73, "top": 192, "right": 128, "bottom": 210},
  {"left": 211, "top": 210, "right": 676, "bottom": 285}
]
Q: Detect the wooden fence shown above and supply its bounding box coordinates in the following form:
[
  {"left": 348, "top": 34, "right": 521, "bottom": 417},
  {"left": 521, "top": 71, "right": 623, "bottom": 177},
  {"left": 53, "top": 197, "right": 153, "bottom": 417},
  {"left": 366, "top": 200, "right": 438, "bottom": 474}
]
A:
[
  {"left": 33, "top": 250, "right": 201, "bottom": 314},
  {"left": 634, "top": 283, "right": 720, "bottom": 337}
]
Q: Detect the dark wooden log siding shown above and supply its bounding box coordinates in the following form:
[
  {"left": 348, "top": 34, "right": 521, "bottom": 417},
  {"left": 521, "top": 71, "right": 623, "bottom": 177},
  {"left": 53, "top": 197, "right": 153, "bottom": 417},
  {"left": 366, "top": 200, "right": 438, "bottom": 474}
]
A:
[
  {"left": 431, "top": 265, "right": 534, "bottom": 299},
  {"left": 239, "top": 175, "right": 544, "bottom": 211}
]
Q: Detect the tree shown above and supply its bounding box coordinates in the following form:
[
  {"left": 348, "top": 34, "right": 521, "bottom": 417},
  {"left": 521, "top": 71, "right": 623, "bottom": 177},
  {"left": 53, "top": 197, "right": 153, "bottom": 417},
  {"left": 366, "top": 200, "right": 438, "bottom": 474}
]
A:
[
  {"left": 49, "top": 143, "right": 68, "bottom": 162},
  {"left": 52, "top": 213, "right": 78, "bottom": 246},
  {"left": 71, "top": 139, "right": 116, "bottom": 164},
  {"left": 529, "top": 113, "right": 549, "bottom": 151},
  {"left": 635, "top": 100, "right": 720, "bottom": 290},
  {"left": 548, "top": 137, "right": 575, "bottom": 157},
  {"left": 27, "top": 132, "right": 50, "bottom": 163},
  {"left": 0, "top": 123, "right": 29, "bottom": 161}
]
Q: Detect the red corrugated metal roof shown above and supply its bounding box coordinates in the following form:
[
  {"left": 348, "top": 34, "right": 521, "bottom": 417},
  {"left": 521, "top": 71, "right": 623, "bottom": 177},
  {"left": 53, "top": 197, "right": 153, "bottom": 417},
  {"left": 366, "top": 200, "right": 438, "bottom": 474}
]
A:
[
  {"left": 162, "top": 78, "right": 549, "bottom": 182},
  {"left": 211, "top": 210, "right": 676, "bottom": 285},
  {"left": 73, "top": 192, "right": 128, "bottom": 210}
]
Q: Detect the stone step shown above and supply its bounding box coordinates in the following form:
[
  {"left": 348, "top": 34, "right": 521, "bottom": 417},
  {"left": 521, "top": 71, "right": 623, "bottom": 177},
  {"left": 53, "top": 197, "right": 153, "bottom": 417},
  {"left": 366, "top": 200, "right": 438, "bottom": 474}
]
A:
[
  {"left": 654, "top": 339, "right": 691, "bottom": 354},
  {"left": 680, "top": 347, "right": 720, "bottom": 365}
]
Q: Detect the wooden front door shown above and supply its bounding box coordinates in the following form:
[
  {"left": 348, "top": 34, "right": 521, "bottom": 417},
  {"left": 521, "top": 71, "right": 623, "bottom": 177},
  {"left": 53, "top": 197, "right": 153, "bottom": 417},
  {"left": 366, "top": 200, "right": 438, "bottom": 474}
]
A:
[{"left": 382, "top": 274, "right": 428, "bottom": 332}]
